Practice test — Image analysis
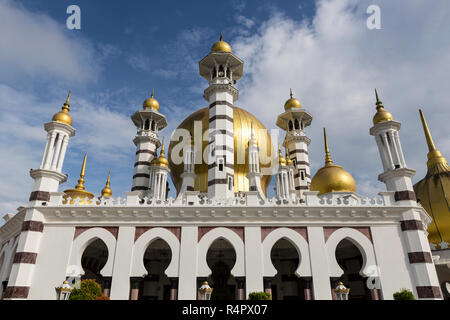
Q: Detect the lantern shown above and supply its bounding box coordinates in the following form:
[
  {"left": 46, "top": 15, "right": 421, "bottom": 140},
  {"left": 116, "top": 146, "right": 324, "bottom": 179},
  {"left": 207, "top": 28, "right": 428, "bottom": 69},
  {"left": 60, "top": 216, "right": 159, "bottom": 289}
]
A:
[
  {"left": 55, "top": 280, "right": 73, "bottom": 300},
  {"left": 198, "top": 281, "right": 213, "bottom": 300},
  {"left": 334, "top": 282, "right": 350, "bottom": 300}
]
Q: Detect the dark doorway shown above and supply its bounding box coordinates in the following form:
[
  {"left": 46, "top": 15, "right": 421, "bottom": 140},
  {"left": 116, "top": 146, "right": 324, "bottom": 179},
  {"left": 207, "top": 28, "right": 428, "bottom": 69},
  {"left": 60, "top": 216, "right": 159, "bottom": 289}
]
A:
[{"left": 81, "top": 239, "right": 108, "bottom": 289}]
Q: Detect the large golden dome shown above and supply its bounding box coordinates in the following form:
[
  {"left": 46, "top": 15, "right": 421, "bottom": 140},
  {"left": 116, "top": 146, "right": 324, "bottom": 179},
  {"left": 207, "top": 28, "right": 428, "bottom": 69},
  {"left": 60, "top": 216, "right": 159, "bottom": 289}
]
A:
[
  {"left": 310, "top": 128, "right": 356, "bottom": 195},
  {"left": 413, "top": 109, "right": 450, "bottom": 247},
  {"left": 168, "top": 107, "right": 272, "bottom": 195}
]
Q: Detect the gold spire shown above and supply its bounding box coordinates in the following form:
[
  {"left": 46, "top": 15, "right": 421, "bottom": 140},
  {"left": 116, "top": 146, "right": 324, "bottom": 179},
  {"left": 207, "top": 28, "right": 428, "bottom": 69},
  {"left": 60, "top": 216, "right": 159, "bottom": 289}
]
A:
[
  {"left": 324, "top": 128, "right": 333, "bottom": 166},
  {"left": 284, "top": 88, "right": 302, "bottom": 110},
  {"left": 285, "top": 147, "right": 293, "bottom": 166},
  {"left": 211, "top": 32, "right": 232, "bottom": 53},
  {"left": 63, "top": 154, "right": 94, "bottom": 204},
  {"left": 372, "top": 88, "right": 393, "bottom": 125},
  {"left": 151, "top": 137, "right": 169, "bottom": 167},
  {"left": 419, "top": 109, "right": 449, "bottom": 172},
  {"left": 278, "top": 142, "right": 287, "bottom": 166},
  {"left": 52, "top": 90, "right": 73, "bottom": 126},
  {"left": 143, "top": 89, "right": 160, "bottom": 111},
  {"left": 101, "top": 169, "right": 112, "bottom": 198}
]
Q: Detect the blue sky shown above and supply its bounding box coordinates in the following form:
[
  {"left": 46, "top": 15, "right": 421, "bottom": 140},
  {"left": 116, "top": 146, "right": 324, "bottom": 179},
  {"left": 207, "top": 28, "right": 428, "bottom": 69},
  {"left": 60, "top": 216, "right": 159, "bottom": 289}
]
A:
[{"left": 0, "top": 0, "right": 449, "bottom": 217}]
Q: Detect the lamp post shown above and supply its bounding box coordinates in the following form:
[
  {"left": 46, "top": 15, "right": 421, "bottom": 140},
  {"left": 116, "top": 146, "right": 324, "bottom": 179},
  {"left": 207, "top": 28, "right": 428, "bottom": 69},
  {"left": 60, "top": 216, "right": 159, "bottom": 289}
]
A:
[
  {"left": 198, "top": 281, "right": 213, "bottom": 300},
  {"left": 55, "top": 280, "right": 73, "bottom": 300},
  {"left": 334, "top": 282, "right": 350, "bottom": 300}
]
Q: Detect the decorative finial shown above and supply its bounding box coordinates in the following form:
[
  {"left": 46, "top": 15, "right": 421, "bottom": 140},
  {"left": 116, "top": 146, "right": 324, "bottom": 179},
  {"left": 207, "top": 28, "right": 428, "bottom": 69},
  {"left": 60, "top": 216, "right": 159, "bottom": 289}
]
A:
[
  {"left": 220, "top": 32, "right": 223, "bottom": 41},
  {"left": 65, "top": 90, "right": 71, "bottom": 105},
  {"left": 160, "top": 136, "right": 165, "bottom": 156},
  {"left": 324, "top": 128, "right": 333, "bottom": 166},
  {"left": 375, "top": 88, "right": 383, "bottom": 109},
  {"left": 290, "top": 88, "right": 293, "bottom": 99},
  {"left": 101, "top": 169, "right": 112, "bottom": 198},
  {"left": 151, "top": 88, "right": 155, "bottom": 98},
  {"left": 75, "top": 154, "right": 87, "bottom": 190},
  {"left": 419, "top": 109, "right": 436, "bottom": 152},
  {"left": 106, "top": 168, "right": 111, "bottom": 187}
]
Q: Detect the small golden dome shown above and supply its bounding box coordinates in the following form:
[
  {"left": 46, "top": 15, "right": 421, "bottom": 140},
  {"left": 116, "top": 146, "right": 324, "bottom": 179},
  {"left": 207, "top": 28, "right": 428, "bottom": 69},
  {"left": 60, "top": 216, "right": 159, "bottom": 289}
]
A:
[
  {"left": 278, "top": 146, "right": 287, "bottom": 166},
  {"left": 101, "top": 169, "right": 112, "bottom": 198},
  {"left": 211, "top": 32, "right": 232, "bottom": 53},
  {"left": 286, "top": 148, "right": 293, "bottom": 166},
  {"left": 52, "top": 90, "right": 72, "bottom": 126},
  {"left": 372, "top": 89, "right": 393, "bottom": 125},
  {"left": 284, "top": 89, "right": 302, "bottom": 110},
  {"left": 152, "top": 141, "right": 169, "bottom": 168},
  {"left": 63, "top": 154, "right": 94, "bottom": 205},
  {"left": 143, "top": 89, "right": 160, "bottom": 111},
  {"left": 310, "top": 128, "right": 357, "bottom": 195},
  {"left": 413, "top": 109, "right": 450, "bottom": 247}
]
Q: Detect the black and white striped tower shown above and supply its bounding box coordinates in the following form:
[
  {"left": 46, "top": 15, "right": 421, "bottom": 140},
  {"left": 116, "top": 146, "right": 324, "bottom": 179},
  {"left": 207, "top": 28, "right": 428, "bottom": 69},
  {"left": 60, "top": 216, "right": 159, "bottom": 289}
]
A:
[
  {"left": 199, "top": 33, "right": 243, "bottom": 200},
  {"left": 370, "top": 89, "right": 442, "bottom": 299},
  {"left": 4, "top": 92, "right": 75, "bottom": 300},
  {"left": 276, "top": 89, "right": 313, "bottom": 200},
  {"left": 130, "top": 90, "right": 167, "bottom": 197}
]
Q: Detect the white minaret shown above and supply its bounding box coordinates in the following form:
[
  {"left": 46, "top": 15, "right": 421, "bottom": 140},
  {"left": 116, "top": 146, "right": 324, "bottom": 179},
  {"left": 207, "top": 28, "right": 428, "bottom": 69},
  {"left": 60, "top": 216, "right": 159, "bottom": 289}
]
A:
[
  {"left": 274, "top": 147, "right": 291, "bottom": 202},
  {"left": 370, "top": 89, "right": 442, "bottom": 300},
  {"left": 176, "top": 138, "right": 197, "bottom": 200},
  {"left": 285, "top": 148, "right": 297, "bottom": 201},
  {"left": 276, "top": 89, "right": 313, "bottom": 201},
  {"left": 246, "top": 124, "right": 265, "bottom": 199},
  {"left": 148, "top": 142, "right": 170, "bottom": 201},
  {"left": 199, "top": 33, "right": 243, "bottom": 200},
  {"left": 131, "top": 90, "right": 167, "bottom": 197},
  {"left": 4, "top": 92, "right": 75, "bottom": 300}
]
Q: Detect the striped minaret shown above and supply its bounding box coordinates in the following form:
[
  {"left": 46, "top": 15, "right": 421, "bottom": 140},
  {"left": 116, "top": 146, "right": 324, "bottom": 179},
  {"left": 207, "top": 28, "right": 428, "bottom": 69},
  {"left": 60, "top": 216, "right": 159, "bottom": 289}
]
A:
[
  {"left": 199, "top": 33, "right": 244, "bottom": 200},
  {"left": 370, "top": 89, "right": 442, "bottom": 300},
  {"left": 4, "top": 91, "right": 75, "bottom": 300},
  {"left": 276, "top": 89, "right": 313, "bottom": 201},
  {"left": 130, "top": 90, "right": 167, "bottom": 197}
]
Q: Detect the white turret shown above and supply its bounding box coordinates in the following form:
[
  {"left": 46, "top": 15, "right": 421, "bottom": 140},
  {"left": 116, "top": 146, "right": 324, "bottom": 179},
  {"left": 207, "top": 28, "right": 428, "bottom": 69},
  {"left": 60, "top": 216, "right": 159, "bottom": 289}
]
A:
[
  {"left": 246, "top": 124, "right": 265, "bottom": 199},
  {"left": 176, "top": 138, "right": 197, "bottom": 201},
  {"left": 148, "top": 141, "right": 170, "bottom": 201},
  {"left": 274, "top": 146, "right": 291, "bottom": 202}
]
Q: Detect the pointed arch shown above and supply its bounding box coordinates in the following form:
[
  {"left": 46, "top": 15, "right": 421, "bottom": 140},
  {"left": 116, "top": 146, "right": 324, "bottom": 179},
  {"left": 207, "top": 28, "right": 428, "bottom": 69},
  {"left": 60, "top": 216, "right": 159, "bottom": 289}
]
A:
[
  {"left": 262, "top": 228, "right": 311, "bottom": 277},
  {"left": 197, "top": 228, "right": 245, "bottom": 277},
  {"left": 131, "top": 228, "right": 180, "bottom": 278},
  {"left": 326, "top": 228, "right": 377, "bottom": 278}
]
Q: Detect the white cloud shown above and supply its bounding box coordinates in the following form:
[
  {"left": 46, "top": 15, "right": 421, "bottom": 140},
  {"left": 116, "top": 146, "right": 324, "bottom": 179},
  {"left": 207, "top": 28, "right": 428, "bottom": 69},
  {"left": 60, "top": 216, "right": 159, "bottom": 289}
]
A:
[
  {"left": 0, "top": 0, "right": 100, "bottom": 84},
  {"left": 233, "top": 0, "right": 450, "bottom": 196},
  {"left": 236, "top": 15, "right": 255, "bottom": 29}
]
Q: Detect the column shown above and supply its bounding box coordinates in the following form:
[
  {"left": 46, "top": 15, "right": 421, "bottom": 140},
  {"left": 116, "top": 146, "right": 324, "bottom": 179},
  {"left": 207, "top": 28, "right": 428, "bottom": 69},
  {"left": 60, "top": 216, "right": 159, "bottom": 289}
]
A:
[
  {"left": 307, "top": 226, "right": 332, "bottom": 300},
  {"left": 43, "top": 132, "right": 57, "bottom": 169},
  {"left": 381, "top": 133, "right": 395, "bottom": 170},
  {"left": 394, "top": 131, "right": 406, "bottom": 167},
  {"left": 303, "top": 277, "right": 312, "bottom": 300},
  {"left": 388, "top": 131, "right": 401, "bottom": 167},
  {"left": 129, "top": 277, "right": 143, "bottom": 300},
  {"left": 236, "top": 277, "right": 245, "bottom": 300},
  {"left": 169, "top": 278, "right": 179, "bottom": 300},
  {"left": 56, "top": 135, "right": 69, "bottom": 171},
  {"left": 244, "top": 227, "right": 264, "bottom": 295},
  {"left": 40, "top": 133, "right": 51, "bottom": 168},
  {"left": 50, "top": 134, "right": 63, "bottom": 170},
  {"left": 178, "top": 227, "right": 198, "bottom": 300},
  {"left": 375, "top": 135, "right": 388, "bottom": 172}
]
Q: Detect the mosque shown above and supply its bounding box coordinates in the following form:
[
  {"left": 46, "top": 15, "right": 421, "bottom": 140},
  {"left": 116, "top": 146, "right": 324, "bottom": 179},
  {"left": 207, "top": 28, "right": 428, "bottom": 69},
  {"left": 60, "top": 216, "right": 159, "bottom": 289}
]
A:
[{"left": 0, "top": 35, "right": 448, "bottom": 300}]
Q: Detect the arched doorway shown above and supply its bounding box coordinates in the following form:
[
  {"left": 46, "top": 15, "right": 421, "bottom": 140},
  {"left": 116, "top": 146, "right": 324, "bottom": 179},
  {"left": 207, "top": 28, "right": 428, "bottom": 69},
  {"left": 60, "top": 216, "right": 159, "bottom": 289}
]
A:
[
  {"left": 335, "top": 239, "right": 371, "bottom": 300},
  {"left": 270, "top": 238, "right": 304, "bottom": 300},
  {"left": 139, "top": 239, "right": 172, "bottom": 300},
  {"left": 206, "top": 238, "right": 237, "bottom": 300},
  {"left": 81, "top": 239, "right": 108, "bottom": 289}
]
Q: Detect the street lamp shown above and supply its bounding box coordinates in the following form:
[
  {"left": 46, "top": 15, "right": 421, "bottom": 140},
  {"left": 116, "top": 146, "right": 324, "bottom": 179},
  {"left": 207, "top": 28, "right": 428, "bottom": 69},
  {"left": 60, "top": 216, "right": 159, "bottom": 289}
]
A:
[
  {"left": 334, "top": 282, "right": 350, "bottom": 300},
  {"left": 198, "top": 281, "right": 213, "bottom": 300},
  {"left": 55, "top": 280, "right": 73, "bottom": 300}
]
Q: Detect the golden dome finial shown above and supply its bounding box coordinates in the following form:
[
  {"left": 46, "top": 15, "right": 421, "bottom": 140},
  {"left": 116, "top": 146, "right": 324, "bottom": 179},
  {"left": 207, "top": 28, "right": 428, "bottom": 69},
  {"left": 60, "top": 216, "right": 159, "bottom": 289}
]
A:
[
  {"left": 324, "top": 128, "right": 334, "bottom": 166},
  {"left": 418, "top": 109, "right": 448, "bottom": 171},
  {"left": 75, "top": 154, "right": 87, "bottom": 191},
  {"left": 52, "top": 90, "right": 73, "bottom": 126},
  {"left": 278, "top": 142, "right": 286, "bottom": 166},
  {"left": 284, "top": 88, "right": 302, "bottom": 110},
  {"left": 290, "top": 88, "right": 293, "bottom": 99},
  {"left": 286, "top": 147, "right": 293, "bottom": 166},
  {"left": 152, "top": 137, "right": 169, "bottom": 167},
  {"left": 372, "top": 88, "right": 393, "bottom": 125},
  {"left": 143, "top": 89, "right": 160, "bottom": 111},
  {"left": 151, "top": 88, "right": 155, "bottom": 98},
  {"left": 220, "top": 32, "right": 223, "bottom": 41},
  {"left": 101, "top": 169, "right": 112, "bottom": 198},
  {"left": 211, "top": 32, "right": 232, "bottom": 53}
]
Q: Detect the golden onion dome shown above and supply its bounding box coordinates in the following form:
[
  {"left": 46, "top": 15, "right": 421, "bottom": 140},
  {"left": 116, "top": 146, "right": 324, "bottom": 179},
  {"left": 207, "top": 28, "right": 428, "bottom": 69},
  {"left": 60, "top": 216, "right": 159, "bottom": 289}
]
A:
[
  {"left": 413, "top": 109, "right": 450, "bottom": 248},
  {"left": 143, "top": 89, "right": 160, "bottom": 111},
  {"left": 101, "top": 169, "right": 112, "bottom": 198},
  {"left": 63, "top": 154, "right": 94, "bottom": 205},
  {"left": 284, "top": 89, "right": 302, "bottom": 110},
  {"left": 286, "top": 148, "right": 293, "bottom": 166},
  {"left": 211, "top": 32, "right": 232, "bottom": 53},
  {"left": 168, "top": 106, "right": 272, "bottom": 196},
  {"left": 372, "top": 89, "right": 393, "bottom": 125},
  {"left": 310, "top": 128, "right": 357, "bottom": 195},
  {"left": 52, "top": 90, "right": 73, "bottom": 126},
  {"left": 278, "top": 146, "right": 287, "bottom": 166},
  {"left": 152, "top": 141, "right": 169, "bottom": 168}
]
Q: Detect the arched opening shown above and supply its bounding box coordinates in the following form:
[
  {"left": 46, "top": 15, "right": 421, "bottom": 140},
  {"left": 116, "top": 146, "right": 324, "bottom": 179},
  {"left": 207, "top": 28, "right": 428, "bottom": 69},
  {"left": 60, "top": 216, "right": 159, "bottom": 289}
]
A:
[
  {"left": 294, "top": 119, "right": 300, "bottom": 130},
  {"left": 288, "top": 120, "right": 293, "bottom": 131},
  {"left": 151, "top": 120, "right": 156, "bottom": 131},
  {"left": 144, "top": 119, "right": 150, "bottom": 130},
  {"left": 139, "top": 239, "right": 172, "bottom": 300},
  {"left": 270, "top": 238, "right": 304, "bottom": 300},
  {"left": 218, "top": 65, "right": 225, "bottom": 77},
  {"left": 81, "top": 239, "right": 108, "bottom": 289},
  {"left": 335, "top": 239, "right": 372, "bottom": 300},
  {"left": 206, "top": 238, "right": 238, "bottom": 300}
]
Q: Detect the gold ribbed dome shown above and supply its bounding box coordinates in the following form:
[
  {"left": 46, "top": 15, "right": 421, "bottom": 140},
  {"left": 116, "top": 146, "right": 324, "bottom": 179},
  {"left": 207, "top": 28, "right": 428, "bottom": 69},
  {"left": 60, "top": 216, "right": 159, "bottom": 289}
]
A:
[
  {"left": 52, "top": 90, "right": 72, "bottom": 126},
  {"left": 211, "top": 32, "right": 232, "bottom": 53},
  {"left": 168, "top": 107, "right": 272, "bottom": 195},
  {"left": 63, "top": 154, "right": 94, "bottom": 204},
  {"left": 310, "top": 128, "right": 357, "bottom": 195},
  {"left": 101, "top": 169, "right": 112, "bottom": 198},
  {"left": 152, "top": 141, "right": 169, "bottom": 168},
  {"left": 284, "top": 89, "right": 302, "bottom": 110},
  {"left": 413, "top": 109, "right": 450, "bottom": 247},
  {"left": 143, "top": 89, "right": 160, "bottom": 111},
  {"left": 372, "top": 89, "right": 393, "bottom": 125}
]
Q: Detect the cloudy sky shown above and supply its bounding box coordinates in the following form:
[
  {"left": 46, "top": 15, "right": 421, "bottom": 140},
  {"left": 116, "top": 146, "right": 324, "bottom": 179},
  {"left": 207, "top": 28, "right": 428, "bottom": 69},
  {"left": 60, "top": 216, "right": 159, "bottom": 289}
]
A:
[{"left": 0, "top": 0, "right": 449, "bottom": 220}]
